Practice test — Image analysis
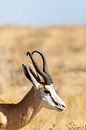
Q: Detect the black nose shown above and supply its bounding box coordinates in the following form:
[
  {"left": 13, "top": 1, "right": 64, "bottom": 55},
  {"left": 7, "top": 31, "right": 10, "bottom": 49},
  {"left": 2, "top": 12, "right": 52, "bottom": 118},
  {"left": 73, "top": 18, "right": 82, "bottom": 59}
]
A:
[{"left": 62, "top": 104, "right": 65, "bottom": 108}]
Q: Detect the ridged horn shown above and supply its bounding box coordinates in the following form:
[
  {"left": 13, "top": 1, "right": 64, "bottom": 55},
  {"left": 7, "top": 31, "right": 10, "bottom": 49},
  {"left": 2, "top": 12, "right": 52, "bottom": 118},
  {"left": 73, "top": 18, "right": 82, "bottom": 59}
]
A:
[
  {"left": 32, "top": 50, "right": 53, "bottom": 83},
  {"left": 26, "top": 51, "right": 52, "bottom": 85}
]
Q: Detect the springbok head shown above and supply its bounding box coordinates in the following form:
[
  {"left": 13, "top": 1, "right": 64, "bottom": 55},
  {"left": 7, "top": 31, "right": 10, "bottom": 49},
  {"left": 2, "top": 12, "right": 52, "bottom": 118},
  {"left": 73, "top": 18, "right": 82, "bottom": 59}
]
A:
[{"left": 22, "top": 50, "right": 66, "bottom": 111}]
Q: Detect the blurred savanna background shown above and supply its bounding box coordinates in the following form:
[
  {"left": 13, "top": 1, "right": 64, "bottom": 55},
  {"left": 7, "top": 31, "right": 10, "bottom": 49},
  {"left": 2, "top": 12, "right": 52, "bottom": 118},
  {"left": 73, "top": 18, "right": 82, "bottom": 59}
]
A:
[{"left": 0, "top": 0, "right": 86, "bottom": 130}]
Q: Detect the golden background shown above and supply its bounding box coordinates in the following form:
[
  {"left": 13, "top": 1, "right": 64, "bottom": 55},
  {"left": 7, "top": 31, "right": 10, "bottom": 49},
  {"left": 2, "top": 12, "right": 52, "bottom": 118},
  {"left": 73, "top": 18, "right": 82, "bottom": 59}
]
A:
[{"left": 0, "top": 25, "right": 86, "bottom": 130}]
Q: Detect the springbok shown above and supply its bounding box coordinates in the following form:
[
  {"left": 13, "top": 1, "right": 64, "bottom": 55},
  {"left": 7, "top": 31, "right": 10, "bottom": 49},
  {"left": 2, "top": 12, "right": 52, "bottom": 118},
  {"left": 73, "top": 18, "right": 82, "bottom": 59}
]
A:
[{"left": 0, "top": 50, "right": 66, "bottom": 130}]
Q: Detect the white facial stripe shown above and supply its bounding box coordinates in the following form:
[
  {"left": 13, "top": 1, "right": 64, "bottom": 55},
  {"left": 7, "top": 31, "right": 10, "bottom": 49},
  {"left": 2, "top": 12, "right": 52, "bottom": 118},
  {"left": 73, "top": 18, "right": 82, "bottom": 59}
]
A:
[
  {"left": 45, "top": 84, "right": 66, "bottom": 109},
  {"left": 42, "top": 93, "right": 58, "bottom": 111},
  {"left": 42, "top": 95, "right": 55, "bottom": 108},
  {"left": 27, "top": 68, "right": 39, "bottom": 89}
]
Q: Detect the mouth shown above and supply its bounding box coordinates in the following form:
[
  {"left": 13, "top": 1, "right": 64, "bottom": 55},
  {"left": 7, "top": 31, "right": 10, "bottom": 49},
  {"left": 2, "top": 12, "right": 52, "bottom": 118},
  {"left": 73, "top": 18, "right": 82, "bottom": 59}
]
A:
[{"left": 55, "top": 105, "right": 64, "bottom": 111}]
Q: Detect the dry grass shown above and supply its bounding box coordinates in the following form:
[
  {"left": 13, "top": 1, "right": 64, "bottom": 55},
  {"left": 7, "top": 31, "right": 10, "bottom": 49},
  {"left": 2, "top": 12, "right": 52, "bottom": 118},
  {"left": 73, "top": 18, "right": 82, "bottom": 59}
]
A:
[
  {"left": 66, "top": 123, "right": 86, "bottom": 130},
  {"left": 0, "top": 25, "right": 86, "bottom": 130}
]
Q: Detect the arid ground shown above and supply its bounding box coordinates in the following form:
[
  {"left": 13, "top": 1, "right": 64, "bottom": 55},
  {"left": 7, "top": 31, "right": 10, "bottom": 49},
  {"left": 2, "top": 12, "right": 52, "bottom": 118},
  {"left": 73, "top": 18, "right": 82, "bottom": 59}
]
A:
[{"left": 0, "top": 25, "right": 86, "bottom": 130}]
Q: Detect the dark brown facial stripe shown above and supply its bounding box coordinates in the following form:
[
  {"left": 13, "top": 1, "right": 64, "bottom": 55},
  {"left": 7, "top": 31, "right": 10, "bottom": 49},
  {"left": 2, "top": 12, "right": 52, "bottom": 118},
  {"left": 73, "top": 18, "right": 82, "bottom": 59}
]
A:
[
  {"left": 44, "top": 88, "right": 58, "bottom": 106},
  {"left": 50, "top": 95, "right": 58, "bottom": 106}
]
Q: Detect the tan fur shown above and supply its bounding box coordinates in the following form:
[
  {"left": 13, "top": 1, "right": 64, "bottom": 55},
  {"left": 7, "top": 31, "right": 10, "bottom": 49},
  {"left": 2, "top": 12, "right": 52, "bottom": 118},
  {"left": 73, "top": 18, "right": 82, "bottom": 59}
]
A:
[{"left": 0, "top": 87, "right": 42, "bottom": 130}]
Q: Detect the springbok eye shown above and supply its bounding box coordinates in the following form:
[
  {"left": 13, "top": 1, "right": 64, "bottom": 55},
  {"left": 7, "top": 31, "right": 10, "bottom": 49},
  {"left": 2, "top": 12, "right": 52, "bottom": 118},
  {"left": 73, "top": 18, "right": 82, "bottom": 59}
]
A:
[{"left": 44, "top": 90, "right": 50, "bottom": 94}]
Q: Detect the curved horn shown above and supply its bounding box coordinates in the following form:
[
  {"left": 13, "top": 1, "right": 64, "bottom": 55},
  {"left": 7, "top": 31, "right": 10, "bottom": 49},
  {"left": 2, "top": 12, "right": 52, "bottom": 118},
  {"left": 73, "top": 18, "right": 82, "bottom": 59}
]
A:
[
  {"left": 29, "top": 65, "right": 41, "bottom": 82},
  {"left": 32, "top": 50, "right": 53, "bottom": 83},
  {"left": 26, "top": 51, "right": 51, "bottom": 85},
  {"left": 32, "top": 50, "right": 48, "bottom": 74}
]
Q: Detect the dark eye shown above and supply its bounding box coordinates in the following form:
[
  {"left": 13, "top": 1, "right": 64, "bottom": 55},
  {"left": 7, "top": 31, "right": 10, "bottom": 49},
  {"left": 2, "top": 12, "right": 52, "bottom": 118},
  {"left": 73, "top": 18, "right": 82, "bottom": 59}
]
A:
[{"left": 44, "top": 90, "right": 50, "bottom": 94}]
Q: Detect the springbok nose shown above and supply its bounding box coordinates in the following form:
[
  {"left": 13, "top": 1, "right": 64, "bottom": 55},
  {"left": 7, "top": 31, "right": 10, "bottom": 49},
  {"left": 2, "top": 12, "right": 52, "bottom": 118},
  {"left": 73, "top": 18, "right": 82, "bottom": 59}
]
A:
[
  {"left": 62, "top": 104, "right": 66, "bottom": 110},
  {"left": 62, "top": 104, "right": 65, "bottom": 108}
]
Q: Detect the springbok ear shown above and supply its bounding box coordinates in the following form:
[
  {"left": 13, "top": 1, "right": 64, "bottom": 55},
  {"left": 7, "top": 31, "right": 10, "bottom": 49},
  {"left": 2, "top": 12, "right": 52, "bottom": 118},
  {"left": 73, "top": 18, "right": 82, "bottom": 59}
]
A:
[{"left": 22, "top": 64, "right": 40, "bottom": 89}]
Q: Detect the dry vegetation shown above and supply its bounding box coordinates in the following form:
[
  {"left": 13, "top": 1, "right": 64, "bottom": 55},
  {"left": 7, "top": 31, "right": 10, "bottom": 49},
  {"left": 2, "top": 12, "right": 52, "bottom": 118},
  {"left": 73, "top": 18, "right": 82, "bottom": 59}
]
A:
[{"left": 0, "top": 25, "right": 86, "bottom": 130}]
